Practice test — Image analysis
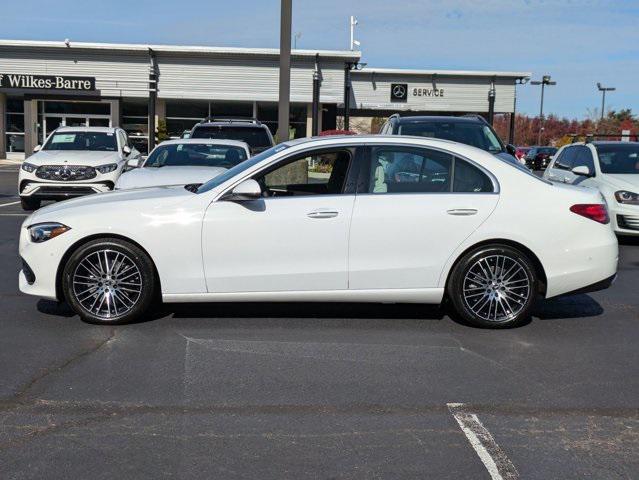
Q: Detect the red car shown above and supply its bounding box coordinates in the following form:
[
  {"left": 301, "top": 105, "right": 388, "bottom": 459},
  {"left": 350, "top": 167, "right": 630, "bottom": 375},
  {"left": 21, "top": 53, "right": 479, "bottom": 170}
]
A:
[{"left": 515, "top": 146, "right": 531, "bottom": 162}]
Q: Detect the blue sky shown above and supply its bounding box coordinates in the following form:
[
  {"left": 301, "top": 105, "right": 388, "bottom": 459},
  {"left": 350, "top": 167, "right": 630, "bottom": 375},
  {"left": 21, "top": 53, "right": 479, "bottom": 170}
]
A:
[{"left": 3, "top": 0, "right": 638, "bottom": 118}]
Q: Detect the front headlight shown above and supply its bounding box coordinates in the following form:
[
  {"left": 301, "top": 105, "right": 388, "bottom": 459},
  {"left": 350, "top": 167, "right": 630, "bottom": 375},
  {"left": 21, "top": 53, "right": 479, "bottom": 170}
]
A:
[
  {"left": 614, "top": 190, "right": 639, "bottom": 205},
  {"left": 28, "top": 223, "right": 71, "bottom": 243},
  {"left": 21, "top": 162, "right": 37, "bottom": 173},
  {"left": 96, "top": 163, "right": 118, "bottom": 174}
]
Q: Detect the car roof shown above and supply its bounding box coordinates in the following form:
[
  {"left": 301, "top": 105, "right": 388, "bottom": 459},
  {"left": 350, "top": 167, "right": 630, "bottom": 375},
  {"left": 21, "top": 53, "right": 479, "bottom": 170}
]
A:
[
  {"left": 194, "top": 119, "right": 268, "bottom": 129},
  {"left": 392, "top": 115, "right": 486, "bottom": 124},
  {"left": 157, "top": 138, "right": 250, "bottom": 149},
  {"left": 54, "top": 126, "right": 118, "bottom": 133},
  {"left": 282, "top": 134, "right": 489, "bottom": 151}
]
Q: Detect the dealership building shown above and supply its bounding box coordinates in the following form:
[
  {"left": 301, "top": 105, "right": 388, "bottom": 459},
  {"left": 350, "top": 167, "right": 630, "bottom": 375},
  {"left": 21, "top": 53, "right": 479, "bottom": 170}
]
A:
[{"left": 0, "top": 39, "right": 530, "bottom": 158}]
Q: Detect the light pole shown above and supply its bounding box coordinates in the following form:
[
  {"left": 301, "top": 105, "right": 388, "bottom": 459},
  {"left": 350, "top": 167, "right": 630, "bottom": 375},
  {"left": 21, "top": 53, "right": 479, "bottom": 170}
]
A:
[
  {"left": 597, "top": 83, "right": 615, "bottom": 122},
  {"left": 530, "top": 75, "right": 556, "bottom": 145},
  {"left": 277, "top": 0, "right": 292, "bottom": 143}
]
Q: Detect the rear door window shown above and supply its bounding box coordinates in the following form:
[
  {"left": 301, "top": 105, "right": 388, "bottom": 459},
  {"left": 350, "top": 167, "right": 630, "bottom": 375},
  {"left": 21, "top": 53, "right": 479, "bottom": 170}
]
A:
[{"left": 555, "top": 147, "right": 576, "bottom": 170}]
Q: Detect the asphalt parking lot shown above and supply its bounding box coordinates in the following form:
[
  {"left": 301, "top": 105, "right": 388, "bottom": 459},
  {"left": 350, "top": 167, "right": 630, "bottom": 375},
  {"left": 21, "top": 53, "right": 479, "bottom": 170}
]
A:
[{"left": 0, "top": 164, "right": 637, "bottom": 479}]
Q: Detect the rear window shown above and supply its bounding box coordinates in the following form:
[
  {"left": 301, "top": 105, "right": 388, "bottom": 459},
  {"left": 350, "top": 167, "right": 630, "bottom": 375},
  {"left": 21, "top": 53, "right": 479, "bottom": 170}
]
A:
[
  {"left": 191, "top": 126, "right": 272, "bottom": 150},
  {"left": 596, "top": 143, "right": 639, "bottom": 174},
  {"left": 398, "top": 121, "right": 503, "bottom": 153},
  {"left": 144, "top": 143, "right": 248, "bottom": 168}
]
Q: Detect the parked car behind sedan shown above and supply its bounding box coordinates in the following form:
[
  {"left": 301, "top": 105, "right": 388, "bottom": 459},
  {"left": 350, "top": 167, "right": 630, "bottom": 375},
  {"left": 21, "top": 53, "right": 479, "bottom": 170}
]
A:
[
  {"left": 19, "top": 136, "right": 617, "bottom": 329},
  {"left": 543, "top": 141, "right": 639, "bottom": 236},
  {"left": 18, "top": 126, "right": 140, "bottom": 211},
  {"left": 524, "top": 146, "right": 558, "bottom": 170},
  {"left": 115, "top": 139, "right": 250, "bottom": 190},
  {"left": 190, "top": 118, "right": 274, "bottom": 155},
  {"left": 515, "top": 146, "right": 531, "bottom": 164},
  {"left": 379, "top": 114, "right": 521, "bottom": 166}
]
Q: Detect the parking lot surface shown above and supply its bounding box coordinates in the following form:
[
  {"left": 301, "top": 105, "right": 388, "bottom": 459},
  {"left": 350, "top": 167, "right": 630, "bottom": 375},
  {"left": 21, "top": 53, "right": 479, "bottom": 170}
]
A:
[{"left": 0, "top": 165, "right": 638, "bottom": 479}]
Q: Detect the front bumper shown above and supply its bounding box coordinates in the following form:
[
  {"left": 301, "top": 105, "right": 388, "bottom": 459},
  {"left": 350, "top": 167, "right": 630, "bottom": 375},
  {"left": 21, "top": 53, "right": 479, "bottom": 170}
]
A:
[
  {"left": 610, "top": 206, "right": 639, "bottom": 236},
  {"left": 20, "top": 181, "right": 114, "bottom": 199}
]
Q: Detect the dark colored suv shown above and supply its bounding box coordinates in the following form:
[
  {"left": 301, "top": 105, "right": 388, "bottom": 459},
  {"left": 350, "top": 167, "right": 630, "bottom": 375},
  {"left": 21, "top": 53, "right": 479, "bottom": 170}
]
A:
[
  {"left": 190, "top": 118, "right": 274, "bottom": 155},
  {"left": 379, "top": 114, "right": 519, "bottom": 165},
  {"left": 524, "top": 146, "right": 558, "bottom": 170}
]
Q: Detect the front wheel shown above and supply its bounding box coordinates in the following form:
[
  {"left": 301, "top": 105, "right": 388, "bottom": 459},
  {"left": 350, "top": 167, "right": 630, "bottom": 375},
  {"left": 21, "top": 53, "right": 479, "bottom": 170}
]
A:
[
  {"left": 62, "top": 238, "right": 157, "bottom": 324},
  {"left": 447, "top": 245, "right": 538, "bottom": 328}
]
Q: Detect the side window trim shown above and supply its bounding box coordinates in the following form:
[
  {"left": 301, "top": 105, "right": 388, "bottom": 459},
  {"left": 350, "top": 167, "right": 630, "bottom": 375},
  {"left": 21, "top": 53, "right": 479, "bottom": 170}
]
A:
[{"left": 356, "top": 143, "right": 499, "bottom": 195}]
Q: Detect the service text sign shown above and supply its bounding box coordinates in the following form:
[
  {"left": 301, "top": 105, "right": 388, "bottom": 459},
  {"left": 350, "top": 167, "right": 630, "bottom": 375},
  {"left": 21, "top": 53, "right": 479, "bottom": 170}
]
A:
[{"left": 0, "top": 74, "right": 96, "bottom": 91}]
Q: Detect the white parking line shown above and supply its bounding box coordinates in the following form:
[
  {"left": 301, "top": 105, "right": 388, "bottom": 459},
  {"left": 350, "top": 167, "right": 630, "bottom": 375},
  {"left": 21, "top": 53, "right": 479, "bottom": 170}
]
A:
[
  {"left": 0, "top": 201, "right": 20, "bottom": 208},
  {"left": 447, "top": 403, "right": 518, "bottom": 480}
]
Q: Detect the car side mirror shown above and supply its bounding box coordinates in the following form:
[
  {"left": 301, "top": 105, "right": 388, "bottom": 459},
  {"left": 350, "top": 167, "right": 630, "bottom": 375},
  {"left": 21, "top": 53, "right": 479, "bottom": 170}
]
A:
[
  {"left": 223, "top": 179, "right": 262, "bottom": 201},
  {"left": 505, "top": 144, "right": 516, "bottom": 156},
  {"left": 122, "top": 145, "right": 132, "bottom": 155},
  {"left": 124, "top": 158, "right": 140, "bottom": 171},
  {"left": 33, "top": 145, "right": 41, "bottom": 152},
  {"left": 572, "top": 165, "right": 591, "bottom": 177}
]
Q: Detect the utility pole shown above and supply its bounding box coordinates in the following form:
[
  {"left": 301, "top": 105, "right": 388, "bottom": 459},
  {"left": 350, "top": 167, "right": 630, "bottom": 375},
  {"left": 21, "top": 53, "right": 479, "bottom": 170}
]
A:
[
  {"left": 350, "top": 16, "right": 360, "bottom": 50},
  {"left": 597, "top": 83, "right": 616, "bottom": 122},
  {"left": 530, "top": 75, "right": 556, "bottom": 145},
  {"left": 277, "top": 0, "right": 292, "bottom": 143}
]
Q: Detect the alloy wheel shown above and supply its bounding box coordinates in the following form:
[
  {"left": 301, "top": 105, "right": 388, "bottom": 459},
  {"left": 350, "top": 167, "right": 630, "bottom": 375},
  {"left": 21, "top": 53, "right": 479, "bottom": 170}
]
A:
[
  {"left": 462, "top": 254, "right": 531, "bottom": 323},
  {"left": 71, "top": 249, "right": 143, "bottom": 319}
]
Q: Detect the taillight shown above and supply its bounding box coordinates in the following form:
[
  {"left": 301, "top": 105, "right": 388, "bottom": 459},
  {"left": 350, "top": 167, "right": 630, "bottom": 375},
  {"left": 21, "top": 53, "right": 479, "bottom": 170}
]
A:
[{"left": 570, "top": 204, "right": 610, "bottom": 224}]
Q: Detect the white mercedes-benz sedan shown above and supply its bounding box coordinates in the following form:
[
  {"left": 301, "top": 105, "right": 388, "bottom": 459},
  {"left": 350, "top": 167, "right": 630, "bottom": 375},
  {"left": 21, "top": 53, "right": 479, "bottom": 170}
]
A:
[
  {"left": 18, "top": 136, "right": 618, "bottom": 328},
  {"left": 115, "top": 139, "right": 250, "bottom": 190}
]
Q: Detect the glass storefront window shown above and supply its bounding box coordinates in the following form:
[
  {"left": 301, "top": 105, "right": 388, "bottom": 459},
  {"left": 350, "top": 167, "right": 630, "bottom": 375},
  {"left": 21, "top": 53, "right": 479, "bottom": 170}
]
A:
[
  {"left": 166, "top": 119, "right": 198, "bottom": 138},
  {"left": 166, "top": 100, "right": 208, "bottom": 118},
  {"left": 5, "top": 97, "right": 25, "bottom": 152},
  {"left": 43, "top": 101, "right": 109, "bottom": 115},
  {"left": 210, "top": 101, "right": 252, "bottom": 118}
]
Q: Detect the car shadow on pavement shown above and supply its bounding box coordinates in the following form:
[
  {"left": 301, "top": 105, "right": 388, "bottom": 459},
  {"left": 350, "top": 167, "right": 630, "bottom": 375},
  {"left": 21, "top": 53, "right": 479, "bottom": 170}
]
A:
[
  {"left": 165, "top": 302, "right": 447, "bottom": 322},
  {"left": 36, "top": 299, "right": 76, "bottom": 318},
  {"left": 618, "top": 235, "right": 639, "bottom": 246},
  {"left": 532, "top": 294, "right": 604, "bottom": 320}
]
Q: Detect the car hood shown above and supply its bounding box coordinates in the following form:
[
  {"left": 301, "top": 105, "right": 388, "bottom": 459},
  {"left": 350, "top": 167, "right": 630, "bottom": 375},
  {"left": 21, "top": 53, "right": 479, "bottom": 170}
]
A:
[
  {"left": 600, "top": 174, "right": 639, "bottom": 192},
  {"left": 29, "top": 185, "right": 195, "bottom": 222},
  {"left": 116, "top": 166, "right": 227, "bottom": 190},
  {"left": 26, "top": 150, "right": 121, "bottom": 166}
]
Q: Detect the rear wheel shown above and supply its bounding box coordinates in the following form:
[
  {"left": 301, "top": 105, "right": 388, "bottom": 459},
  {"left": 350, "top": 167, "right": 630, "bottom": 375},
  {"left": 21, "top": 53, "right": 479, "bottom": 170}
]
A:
[
  {"left": 62, "top": 238, "right": 156, "bottom": 324},
  {"left": 448, "top": 245, "right": 538, "bottom": 328},
  {"left": 21, "top": 197, "right": 41, "bottom": 211}
]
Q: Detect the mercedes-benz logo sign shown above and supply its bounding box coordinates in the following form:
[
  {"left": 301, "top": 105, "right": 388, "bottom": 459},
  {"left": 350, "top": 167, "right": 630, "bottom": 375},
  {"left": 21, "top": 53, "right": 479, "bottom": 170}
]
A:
[
  {"left": 390, "top": 83, "right": 408, "bottom": 102},
  {"left": 58, "top": 167, "right": 72, "bottom": 180},
  {"left": 393, "top": 85, "right": 406, "bottom": 98}
]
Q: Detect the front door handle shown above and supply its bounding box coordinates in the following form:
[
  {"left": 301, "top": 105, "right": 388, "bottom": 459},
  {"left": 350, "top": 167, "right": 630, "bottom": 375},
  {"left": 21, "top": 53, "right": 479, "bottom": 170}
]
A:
[
  {"left": 447, "top": 208, "right": 478, "bottom": 216},
  {"left": 307, "top": 210, "right": 339, "bottom": 219}
]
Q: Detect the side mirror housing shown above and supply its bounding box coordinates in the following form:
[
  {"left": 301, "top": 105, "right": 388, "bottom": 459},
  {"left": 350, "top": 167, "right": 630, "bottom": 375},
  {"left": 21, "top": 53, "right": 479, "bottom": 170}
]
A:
[
  {"left": 222, "top": 179, "right": 262, "bottom": 201},
  {"left": 124, "top": 158, "right": 140, "bottom": 171},
  {"left": 33, "top": 145, "right": 41, "bottom": 153},
  {"left": 505, "top": 144, "right": 516, "bottom": 156},
  {"left": 572, "top": 165, "right": 592, "bottom": 177},
  {"left": 122, "top": 145, "right": 132, "bottom": 155}
]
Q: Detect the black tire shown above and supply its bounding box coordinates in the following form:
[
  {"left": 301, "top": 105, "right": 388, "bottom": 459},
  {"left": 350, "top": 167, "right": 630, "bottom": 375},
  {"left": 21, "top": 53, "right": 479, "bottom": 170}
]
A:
[
  {"left": 21, "top": 197, "right": 41, "bottom": 211},
  {"left": 447, "top": 244, "right": 538, "bottom": 328},
  {"left": 62, "top": 238, "right": 156, "bottom": 325}
]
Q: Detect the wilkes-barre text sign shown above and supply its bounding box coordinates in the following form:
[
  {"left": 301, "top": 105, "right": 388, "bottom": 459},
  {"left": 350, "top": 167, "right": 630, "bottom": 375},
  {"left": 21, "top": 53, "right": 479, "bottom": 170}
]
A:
[{"left": 0, "top": 74, "right": 96, "bottom": 91}]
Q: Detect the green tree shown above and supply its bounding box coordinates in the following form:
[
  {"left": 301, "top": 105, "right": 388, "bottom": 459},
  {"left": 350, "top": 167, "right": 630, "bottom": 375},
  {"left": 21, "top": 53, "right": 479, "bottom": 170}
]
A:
[{"left": 156, "top": 119, "right": 170, "bottom": 143}]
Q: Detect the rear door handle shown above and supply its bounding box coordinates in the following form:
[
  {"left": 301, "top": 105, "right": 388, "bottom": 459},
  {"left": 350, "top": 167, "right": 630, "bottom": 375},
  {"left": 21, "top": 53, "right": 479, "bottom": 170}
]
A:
[
  {"left": 307, "top": 210, "right": 339, "bottom": 219},
  {"left": 447, "top": 208, "right": 478, "bottom": 216}
]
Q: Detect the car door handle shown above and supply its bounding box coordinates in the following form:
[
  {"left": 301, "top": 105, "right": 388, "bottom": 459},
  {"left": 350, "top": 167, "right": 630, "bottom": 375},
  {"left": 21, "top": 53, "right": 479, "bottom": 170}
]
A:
[
  {"left": 307, "top": 210, "right": 339, "bottom": 219},
  {"left": 447, "top": 208, "right": 478, "bottom": 216}
]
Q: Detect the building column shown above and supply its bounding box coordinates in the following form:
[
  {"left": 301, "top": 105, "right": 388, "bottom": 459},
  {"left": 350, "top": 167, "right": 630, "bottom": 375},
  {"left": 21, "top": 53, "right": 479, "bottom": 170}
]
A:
[
  {"left": 106, "top": 99, "right": 121, "bottom": 127},
  {"left": 306, "top": 103, "right": 313, "bottom": 137},
  {"left": 0, "top": 93, "right": 6, "bottom": 158},
  {"left": 23, "top": 100, "right": 38, "bottom": 157},
  {"left": 155, "top": 98, "right": 166, "bottom": 125}
]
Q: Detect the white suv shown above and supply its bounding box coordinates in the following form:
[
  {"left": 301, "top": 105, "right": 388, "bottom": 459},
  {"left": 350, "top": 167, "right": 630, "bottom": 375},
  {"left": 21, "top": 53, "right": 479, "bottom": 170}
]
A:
[
  {"left": 18, "top": 126, "right": 140, "bottom": 210},
  {"left": 543, "top": 141, "right": 639, "bottom": 236}
]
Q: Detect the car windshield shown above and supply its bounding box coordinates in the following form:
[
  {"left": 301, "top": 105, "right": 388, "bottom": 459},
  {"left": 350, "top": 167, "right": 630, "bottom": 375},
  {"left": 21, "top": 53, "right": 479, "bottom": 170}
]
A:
[
  {"left": 596, "top": 143, "right": 639, "bottom": 174},
  {"left": 144, "top": 143, "right": 248, "bottom": 168},
  {"left": 197, "top": 144, "right": 289, "bottom": 194},
  {"left": 43, "top": 131, "right": 117, "bottom": 151},
  {"left": 398, "top": 121, "right": 504, "bottom": 153},
  {"left": 191, "top": 126, "right": 272, "bottom": 150}
]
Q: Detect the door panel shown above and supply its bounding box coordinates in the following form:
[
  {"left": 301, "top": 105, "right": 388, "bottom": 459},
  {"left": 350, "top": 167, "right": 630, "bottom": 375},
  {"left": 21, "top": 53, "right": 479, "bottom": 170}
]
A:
[
  {"left": 202, "top": 196, "right": 355, "bottom": 292},
  {"left": 348, "top": 194, "right": 498, "bottom": 289}
]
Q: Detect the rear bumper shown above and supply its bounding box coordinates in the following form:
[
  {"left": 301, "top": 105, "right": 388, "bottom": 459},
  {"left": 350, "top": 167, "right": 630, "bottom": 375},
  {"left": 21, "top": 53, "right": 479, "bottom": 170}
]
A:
[{"left": 559, "top": 273, "right": 616, "bottom": 297}]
